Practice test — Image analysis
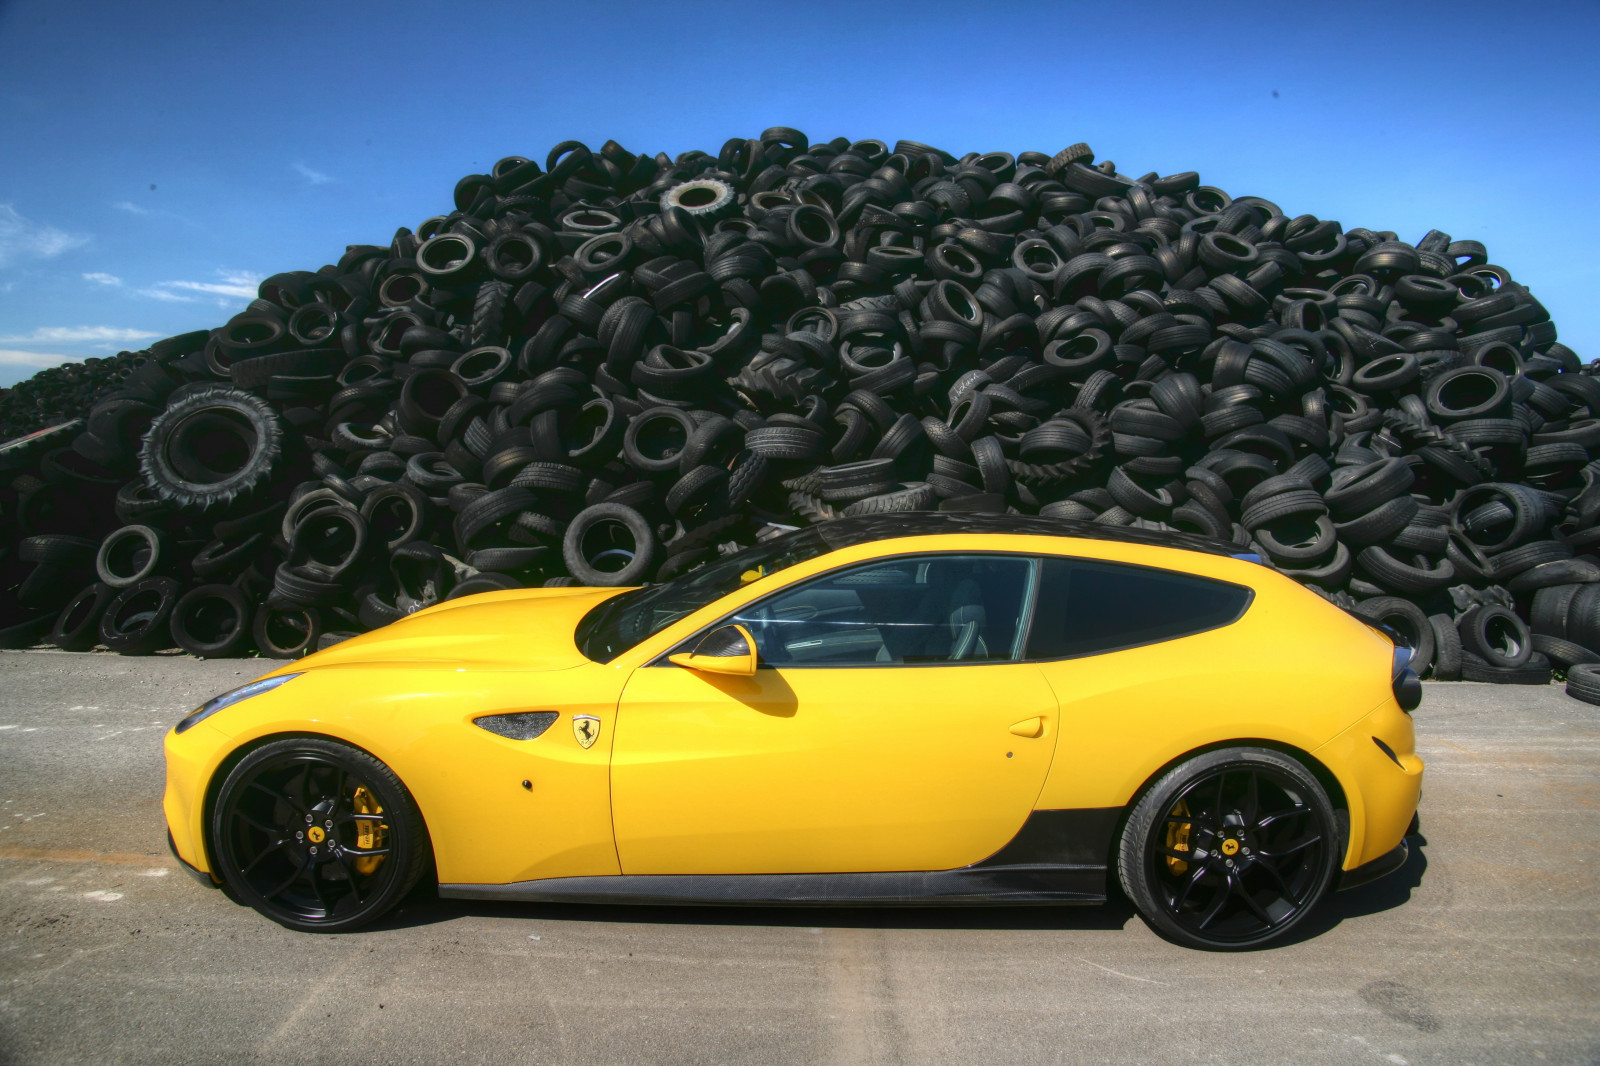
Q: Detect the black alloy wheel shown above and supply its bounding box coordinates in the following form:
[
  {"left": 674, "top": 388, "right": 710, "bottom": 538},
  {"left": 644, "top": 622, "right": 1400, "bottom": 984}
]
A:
[
  {"left": 1119, "top": 747, "right": 1337, "bottom": 950},
  {"left": 210, "top": 738, "right": 428, "bottom": 932}
]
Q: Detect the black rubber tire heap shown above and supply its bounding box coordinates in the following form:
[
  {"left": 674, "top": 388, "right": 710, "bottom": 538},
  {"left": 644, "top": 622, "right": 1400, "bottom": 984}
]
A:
[{"left": 0, "top": 130, "right": 1594, "bottom": 682}]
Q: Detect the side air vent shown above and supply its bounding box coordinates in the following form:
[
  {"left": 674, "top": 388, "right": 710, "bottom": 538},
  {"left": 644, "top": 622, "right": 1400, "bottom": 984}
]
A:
[
  {"left": 1372, "top": 735, "right": 1404, "bottom": 768},
  {"left": 474, "top": 711, "right": 559, "bottom": 740}
]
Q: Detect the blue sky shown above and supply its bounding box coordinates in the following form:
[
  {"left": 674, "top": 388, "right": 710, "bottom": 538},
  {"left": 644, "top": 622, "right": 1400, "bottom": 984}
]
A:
[{"left": 0, "top": 0, "right": 1595, "bottom": 387}]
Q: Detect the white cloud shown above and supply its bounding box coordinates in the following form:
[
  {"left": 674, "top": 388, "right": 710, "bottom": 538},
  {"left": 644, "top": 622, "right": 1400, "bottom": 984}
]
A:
[
  {"left": 135, "top": 287, "right": 197, "bottom": 302},
  {"left": 292, "top": 162, "right": 331, "bottom": 185},
  {"left": 112, "top": 201, "right": 151, "bottom": 216},
  {"left": 84, "top": 272, "right": 122, "bottom": 286},
  {"left": 0, "top": 326, "right": 160, "bottom": 345},
  {"left": 0, "top": 204, "right": 89, "bottom": 268},
  {"left": 135, "top": 270, "right": 261, "bottom": 306},
  {"left": 0, "top": 348, "right": 71, "bottom": 368}
]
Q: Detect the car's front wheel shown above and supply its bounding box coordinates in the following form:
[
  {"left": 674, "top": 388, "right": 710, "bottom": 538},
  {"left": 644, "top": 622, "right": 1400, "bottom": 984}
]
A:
[
  {"left": 210, "top": 737, "right": 429, "bottom": 932},
  {"left": 1118, "top": 747, "right": 1338, "bottom": 950}
]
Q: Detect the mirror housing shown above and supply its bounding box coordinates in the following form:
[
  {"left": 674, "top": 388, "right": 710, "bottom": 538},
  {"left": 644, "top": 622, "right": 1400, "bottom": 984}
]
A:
[{"left": 668, "top": 623, "right": 758, "bottom": 677}]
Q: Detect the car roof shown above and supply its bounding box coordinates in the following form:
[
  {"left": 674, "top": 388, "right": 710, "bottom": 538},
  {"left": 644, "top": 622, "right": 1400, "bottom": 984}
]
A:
[{"left": 805, "top": 512, "right": 1240, "bottom": 558}]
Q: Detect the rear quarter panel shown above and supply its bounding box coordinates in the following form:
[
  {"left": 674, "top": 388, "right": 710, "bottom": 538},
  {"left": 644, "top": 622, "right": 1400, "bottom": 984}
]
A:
[{"left": 1026, "top": 542, "right": 1398, "bottom": 866}]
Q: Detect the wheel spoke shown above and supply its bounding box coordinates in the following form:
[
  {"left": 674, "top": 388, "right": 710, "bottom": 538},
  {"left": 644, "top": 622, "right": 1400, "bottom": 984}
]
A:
[
  {"left": 1171, "top": 865, "right": 1209, "bottom": 911},
  {"left": 338, "top": 846, "right": 391, "bottom": 857},
  {"left": 1251, "top": 857, "right": 1292, "bottom": 897},
  {"left": 332, "top": 856, "right": 364, "bottom": 907},
  {"left": 238, "top": 840, "right": 291, "bottom": 878},
  {"left": 1256, "top": 832, "right": 1322, "bottom": 858},
  {"left": 260, "top": 854, "right": 310, "bottom": 902},
  {"left": 1255, "top": 804, "right": 1308, "bottom": 831},
  {"left": 1159, "top": 845, "right": 1201, "bottom": 863},
  {"left": 245, "top": 779, "right": 303, "bottom": 814},
  {"left": 1195, "top": 877, "right": 1232, "bottom": 929},
  {"left": 1244, "top": 772, "right": 1260, "bottom": 823},
  {"left": 230, "top": 808, "right": 283, "bottom": 835},
  {"left": 1231, "top": 874, "right": 1278, "bottom": 927},
  {"left": 1213, "top": 771, "right": 1228, "bottom": 822}
]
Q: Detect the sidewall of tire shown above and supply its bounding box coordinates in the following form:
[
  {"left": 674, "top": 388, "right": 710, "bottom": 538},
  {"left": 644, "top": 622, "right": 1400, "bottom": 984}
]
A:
[
  {"left": 1117, "top": 746, "right": 1338, "bottom": 951},
  {"left": 209, "top": 736, "right": 429, "bottom": 933}
]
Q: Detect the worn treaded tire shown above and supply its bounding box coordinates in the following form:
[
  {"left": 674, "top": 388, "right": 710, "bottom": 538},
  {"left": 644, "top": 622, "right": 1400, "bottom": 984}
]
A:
[
  {"left": 562, "top": 502, "right": 655, "bottom": 586},
  {"left": 139, "top": 385, "right": 285, "bottom": 509},
  {"left": 1565, "top": 663, "right": 1600, "bottom": 705}
]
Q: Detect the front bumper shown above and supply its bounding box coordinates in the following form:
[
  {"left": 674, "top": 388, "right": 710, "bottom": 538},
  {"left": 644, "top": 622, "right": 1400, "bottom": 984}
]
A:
[{"left": 168, "top": 830, "right": 219, "bottom": 889}]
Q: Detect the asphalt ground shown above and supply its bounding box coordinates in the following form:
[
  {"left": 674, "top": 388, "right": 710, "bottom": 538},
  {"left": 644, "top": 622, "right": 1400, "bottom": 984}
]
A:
[{"left": 0, "top": 649, "right": 1595, "bottom": 1066}]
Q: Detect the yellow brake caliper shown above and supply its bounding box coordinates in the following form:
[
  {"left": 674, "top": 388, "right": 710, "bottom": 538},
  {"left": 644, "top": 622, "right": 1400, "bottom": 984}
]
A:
[
  {"left": 1165, "top": 799, "right": 1191, "bottom": 874},
  {"left": 352, "top": 786, "right": 387, "bottom": 876}
]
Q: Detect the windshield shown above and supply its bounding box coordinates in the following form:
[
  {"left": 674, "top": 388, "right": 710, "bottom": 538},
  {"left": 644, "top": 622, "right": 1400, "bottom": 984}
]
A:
[{"left": 575, "top": 526, "right": 832, "bottom": 662}]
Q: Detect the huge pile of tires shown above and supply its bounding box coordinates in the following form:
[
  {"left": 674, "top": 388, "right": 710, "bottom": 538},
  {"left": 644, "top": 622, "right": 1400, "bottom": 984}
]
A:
[{"left": 0, "top": 129, "right": 1593, "bottom": 686}]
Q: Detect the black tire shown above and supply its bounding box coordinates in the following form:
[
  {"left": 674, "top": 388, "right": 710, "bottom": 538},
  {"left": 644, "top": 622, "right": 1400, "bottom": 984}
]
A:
[
  {"left": 1458, "top": 605, "right": 1532, "bottom": 668},
  {"left": 444, "top": 572, "right": 523, "bottom": 599},
  {"left": 95, "top": 525, "right": 169, "bottom": 588},
  {"left": 209, "top": 737, "right": 430, "bottom": 933},
  {"left": 253, "top": 604, "right": 323, "bottom": 658},
  {"left": 841, "top": 482, "right": 938, "bottom": 516},
  {"left": 18, "top": 534, "right": 99, "bottom": 567},
  {"left": 1333, "top": 496, "right": 1419, "bottom": 546},
  {"left": 1352, "top": 596, "right": 1436, "bottom": 678},
  {"left": 1565, "top": 663, "right": 1600, "bottom": 705},
  {"left": 661, "top": 179, "right": 737, "bottom": 219},
  {"left": 1429, "top": 613, "right": 1462, "bottom": 681},
  {"left": 563, "top": 503, "right": 655, "bottom": 586},
  {"left": 623, "top": 407, "right": 698, "bottom": 473},
  {"left": 139, "top": 385, "right": 285, "bottom": 509},
  {"left": 361, "top": 483, "right": 431, "bottom": 552},
  {"left": 1460, "top": 650, "right": 1551, "bottom": 685},
  {"left": 1425, "top": 366, "right": 1509, "bottom": 423},
  {"left": 169, "top": 584, "right": 251, "bottom": 658},
  {"left": 49, "top": 583, "right": 115, "bottom": 651},
  {"left": 1532, "top": 634, "right": 1600, "bottom": 668},
  {"left": 1323, "top": 458, "right": 1414, "bottom": 519},
  {"left": 1118, "top": 747, "right": 1337, "bottom": 950},
  {"left": 1355, "top": 546, "right": 1456, "bottom": 595},
  {"left": 0, "top": 613, "right": 53, "bottom": 649},
  {"left": 98, "top": 577, "right": 183, "bottom": 654}
]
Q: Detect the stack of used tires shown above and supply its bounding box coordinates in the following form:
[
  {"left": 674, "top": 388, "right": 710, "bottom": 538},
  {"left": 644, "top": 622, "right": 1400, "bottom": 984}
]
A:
[{"left": 0, "top": 129, "right": 1594, "bottom": 694}]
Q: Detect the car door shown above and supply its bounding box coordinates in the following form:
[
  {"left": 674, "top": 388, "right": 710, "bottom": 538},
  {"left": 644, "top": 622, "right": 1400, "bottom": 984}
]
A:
[{"left": 610, "top": 552, "right": 1061, "bottom": 875}]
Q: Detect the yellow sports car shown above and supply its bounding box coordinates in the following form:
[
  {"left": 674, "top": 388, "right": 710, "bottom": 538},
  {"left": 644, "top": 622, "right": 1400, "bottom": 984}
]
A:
[{"left": 164, "top": 514, "right": 1422, "bottom": 950}]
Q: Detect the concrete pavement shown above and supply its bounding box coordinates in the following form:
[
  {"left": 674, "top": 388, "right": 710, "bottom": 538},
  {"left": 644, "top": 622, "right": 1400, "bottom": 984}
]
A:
[{"left": 0, "top": 650, "right": 1596, "bottom": 1065}]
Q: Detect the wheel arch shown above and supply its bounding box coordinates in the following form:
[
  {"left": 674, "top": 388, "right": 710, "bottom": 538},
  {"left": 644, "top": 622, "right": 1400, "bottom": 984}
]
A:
[
  {"left": 1103, "top": 737, "right": 1351, "bottom": 874},
  {"left": 199, "top": 729, "right": 439, "bottom": 883}
]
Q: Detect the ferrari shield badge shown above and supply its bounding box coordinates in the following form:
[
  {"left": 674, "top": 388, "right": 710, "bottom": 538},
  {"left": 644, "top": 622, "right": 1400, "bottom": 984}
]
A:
[{"left": 572, "top": 714, "right": 601, "bottom": 749}]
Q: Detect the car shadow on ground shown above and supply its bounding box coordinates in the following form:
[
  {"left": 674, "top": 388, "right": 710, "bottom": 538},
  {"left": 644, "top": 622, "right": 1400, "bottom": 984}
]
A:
[
  {"left": 366, "top": 835, "right": 1428, "bottom": 942},
  {"left": 1265, "top": 832, "right": 1431, "bottom": 948}
]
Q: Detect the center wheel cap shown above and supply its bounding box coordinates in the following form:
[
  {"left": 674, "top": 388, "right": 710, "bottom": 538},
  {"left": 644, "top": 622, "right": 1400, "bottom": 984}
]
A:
[
  {"left": 1220, "top": 838, "right": 1239, "bottom": 856},
  {"left": 307, "top": 826, "right": 326, "bottom": 844}
]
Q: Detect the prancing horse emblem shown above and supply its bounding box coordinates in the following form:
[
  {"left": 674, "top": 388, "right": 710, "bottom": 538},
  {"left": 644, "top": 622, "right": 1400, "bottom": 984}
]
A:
[{"left": 572, "top": 714, "right": 601, "bottom": 749}]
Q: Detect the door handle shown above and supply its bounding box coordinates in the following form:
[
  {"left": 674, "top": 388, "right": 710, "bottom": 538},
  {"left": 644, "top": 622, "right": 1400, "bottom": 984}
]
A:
[{"left": 1009, "top": 716, "right": 1045, "bottom": 738}]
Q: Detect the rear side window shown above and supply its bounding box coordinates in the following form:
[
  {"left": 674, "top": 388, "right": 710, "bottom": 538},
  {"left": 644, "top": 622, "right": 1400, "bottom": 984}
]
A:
[{"left": 1025, "top": 558, "right": 1252, "bottom": 659}]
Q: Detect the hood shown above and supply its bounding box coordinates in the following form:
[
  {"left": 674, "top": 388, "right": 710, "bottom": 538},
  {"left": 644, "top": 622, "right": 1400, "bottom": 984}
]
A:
[{"left": 281, "top": 586, "right": 633, "bottom": 673}]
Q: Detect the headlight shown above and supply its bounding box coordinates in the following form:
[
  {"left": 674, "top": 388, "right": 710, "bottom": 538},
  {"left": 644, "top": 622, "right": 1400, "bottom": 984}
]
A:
[{"left": 175, "top": 674, "right": 301, "bottom": 734}]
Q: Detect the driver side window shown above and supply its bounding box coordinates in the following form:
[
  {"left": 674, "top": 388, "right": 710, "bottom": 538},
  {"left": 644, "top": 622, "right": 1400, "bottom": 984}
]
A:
[{"left": 728, "top": 554, "right": 1034, "bottom": 667}]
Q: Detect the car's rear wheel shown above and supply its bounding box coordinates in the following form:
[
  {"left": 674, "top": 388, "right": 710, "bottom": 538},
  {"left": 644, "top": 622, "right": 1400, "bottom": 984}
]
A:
[
  {"left": 1118, "top": 747, "right": 1337, "bottom": 950},
  {"left": 210, "top": 737, "right": 429, "bottom": 932}
]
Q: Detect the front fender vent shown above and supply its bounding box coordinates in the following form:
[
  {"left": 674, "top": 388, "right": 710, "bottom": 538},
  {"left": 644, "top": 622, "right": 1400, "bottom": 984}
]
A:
[{"left": 474, "top": 711, "right": 559, "bottom": 740}]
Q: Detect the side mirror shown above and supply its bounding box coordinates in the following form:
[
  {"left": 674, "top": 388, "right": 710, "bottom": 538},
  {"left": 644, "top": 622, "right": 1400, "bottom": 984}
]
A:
[{"left": 668, "top": 623, "right": 758, "bottom": 677}]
